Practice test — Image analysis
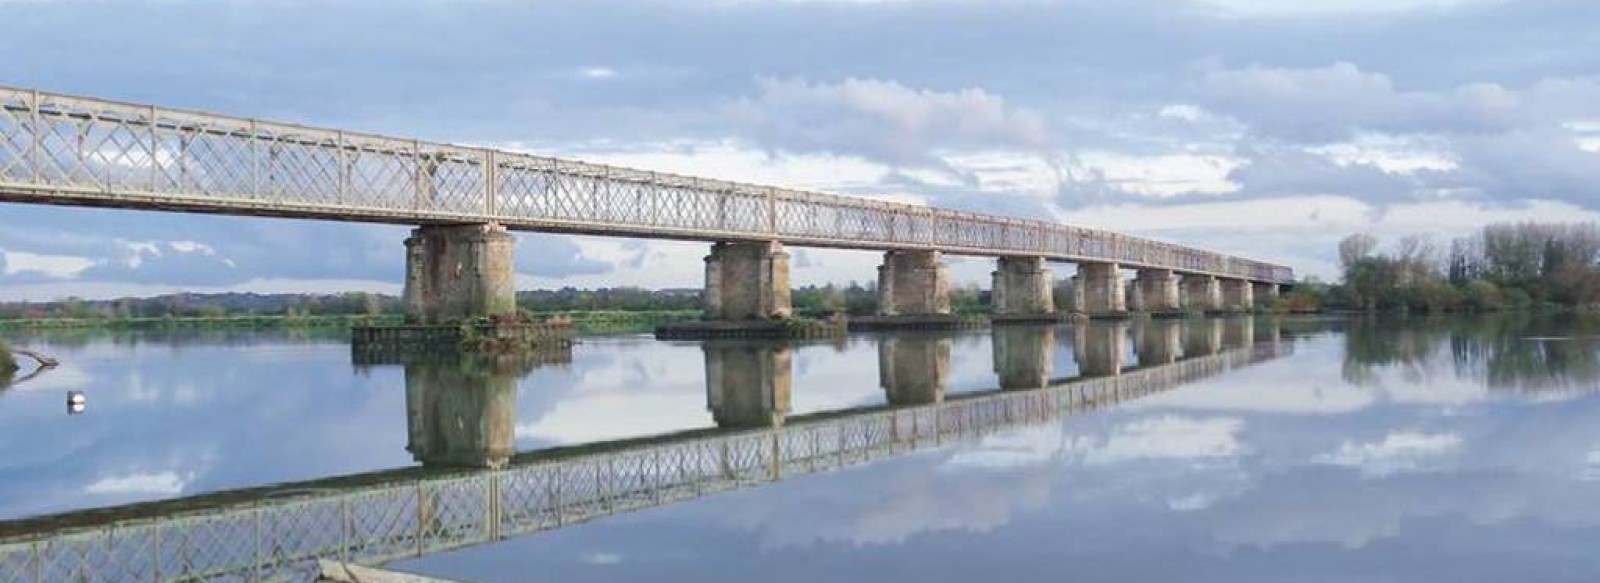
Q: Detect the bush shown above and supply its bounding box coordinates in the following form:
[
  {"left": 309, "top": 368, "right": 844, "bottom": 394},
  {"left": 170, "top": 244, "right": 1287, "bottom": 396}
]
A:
[
  {"left": 1502, "top": 287, "right": 1534, "bottom": 311},
  {"left": 1461, "top": 280, "right": 1505, "bottom": 312},
  {"left": 1276, "top": 290, "right": 1321, "bottom": 313}
]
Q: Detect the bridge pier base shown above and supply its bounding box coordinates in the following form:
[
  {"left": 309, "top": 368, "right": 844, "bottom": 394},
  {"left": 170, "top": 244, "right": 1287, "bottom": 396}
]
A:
[
  {"left": 1134, "top": 269, "right": 1183, "bottom": 316},
  {"left": 402, "top": 223, "right": 517, "bottom": 324},
  {"left": 992, "top": 256, "right": 1059, "bottom": 324},
  {"left": 659, "top": 242, "right": 837, "bottom": 339},
  {"left": 1182, "top": 274, "right": 1223, "bottom": 313},
  {"left": 880, "top": 336, "right": 951, "bottom": 406},
  {"left": 704, "top": 241, "right": 792, "bottom": 320},
  {"left": 1253, "top": 281, "right": 1281, "bottom": 310},
  {"left": 852, "top": 250, "right": 970, "bottom": 331},
  {"left": 1079, "top": 262, "right": 1126, "bottom": 318},
  {"left": 705, "top": 343, "right": 793, "bottom": 428},
  {"left": 1221, "top": 279, "right": 1255, "bottom": 312}
]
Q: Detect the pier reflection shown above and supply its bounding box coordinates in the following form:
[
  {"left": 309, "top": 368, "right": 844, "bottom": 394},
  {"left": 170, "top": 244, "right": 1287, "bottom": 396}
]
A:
[
  {"left": 1136, "top": 318, "right": 1182, "bottom": 366},
  {"left": 1075, "top": 320, "right": 1128, "bottom": 377},
  {"left": 360, "top": 349, "right": 572, "bottom": 469},
  {"left": 993, "top": 324, "right": 1055, "bottom": 390},
  {"left": 705, "top": 342, "right": 794, "bottom": 428},
  {"left": 880, "top": 335, "right": 952, "bottom": 406},
  {"left": 1183, "top": 316, "right": 1223, "bottom": 357}
]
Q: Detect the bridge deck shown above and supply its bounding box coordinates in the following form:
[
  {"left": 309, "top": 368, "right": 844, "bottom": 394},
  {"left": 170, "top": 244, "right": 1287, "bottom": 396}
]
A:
[
  {"left": 0, "top": 341, "right": 1289, "bottom": 583},
  {"left": 0, "top": 86, "right": 1291, "bottom": 283}
]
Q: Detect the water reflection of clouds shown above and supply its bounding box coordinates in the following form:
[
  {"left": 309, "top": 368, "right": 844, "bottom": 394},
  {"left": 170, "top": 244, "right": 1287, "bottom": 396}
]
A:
[
  {"left": 0, "top": 336, "right": 412, "bottom": 518},
  {"left": 1311, "top": 431, "right": 1463, "bottom": 477}
]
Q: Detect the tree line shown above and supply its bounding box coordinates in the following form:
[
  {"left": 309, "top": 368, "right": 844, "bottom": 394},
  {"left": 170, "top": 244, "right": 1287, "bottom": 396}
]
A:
[
  {"left": 1289, "top": 222, "right": 1600, "bottom": 312},
  {"left": 0, "top": 283, "right": 997, "bottom": 321}
]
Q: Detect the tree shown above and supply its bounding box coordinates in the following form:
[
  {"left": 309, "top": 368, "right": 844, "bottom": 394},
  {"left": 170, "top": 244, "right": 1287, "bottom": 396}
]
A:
[{"left": 1339, "top": 233, "right": 1378, "bottom": 269}]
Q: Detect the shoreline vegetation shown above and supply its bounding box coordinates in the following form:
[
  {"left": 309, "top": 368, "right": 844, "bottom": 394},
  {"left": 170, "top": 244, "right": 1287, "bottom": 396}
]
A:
[{"left": 1280, "top": 222, "right": 1600, "bottom": 315}]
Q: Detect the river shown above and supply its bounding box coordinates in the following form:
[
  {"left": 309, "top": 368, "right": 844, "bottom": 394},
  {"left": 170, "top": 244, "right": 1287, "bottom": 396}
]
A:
[{"left": 1, "top": 314, "right": 1598, "bottom": 581}]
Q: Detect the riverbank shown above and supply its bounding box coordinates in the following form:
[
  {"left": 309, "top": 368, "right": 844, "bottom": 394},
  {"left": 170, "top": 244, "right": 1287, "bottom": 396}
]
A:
[{"left": 0, "top": 310, "right": 701, "bottom": 335}]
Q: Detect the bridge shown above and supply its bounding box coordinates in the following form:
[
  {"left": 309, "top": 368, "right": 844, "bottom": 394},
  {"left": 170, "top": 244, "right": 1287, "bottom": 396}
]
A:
[
  {"left": 0, "top": 86, "right": 1291, "bottom": 324},
  {"left": 0, "top": 320, "right": 1287, "bottom": 583}
]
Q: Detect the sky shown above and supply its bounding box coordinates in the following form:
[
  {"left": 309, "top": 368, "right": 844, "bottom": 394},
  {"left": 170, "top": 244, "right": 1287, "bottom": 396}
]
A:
[{"left": 1, "top": 0, "right": 1599, "bottom": 300}]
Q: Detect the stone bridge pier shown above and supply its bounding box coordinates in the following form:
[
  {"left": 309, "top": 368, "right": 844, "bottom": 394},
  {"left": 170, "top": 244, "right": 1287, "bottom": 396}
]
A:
[
  {"left": 1253, "top": 282, "right": 1282, "bottom": 309},
  {"left": 1222, "top": 279, "right": 1255, "bottom": 312},
  {"left": 1136, "top": 318, "right": 1183, "bottom": 366},
  {"left": 403, "top": 223, "right": 517, "bottom": 324},
  {"left": 1183, "top": 274, "right": 1223, "bottom": 313},
  {"left": 1078, "top": 262, "right": 1127, "bottom": 319},
  {"left": 992, "top": 256, "right": 1056, "bottom": 322},
  {"left": 1076, "top": 321, "right": 1128, "bottom": 377},
  {"left": 993, "top": 324, "right": 1056, "bottom": 390},
  {"left": 704, "top": 343, "right": 793, "bottom": 428},
  {"left": 1132, "top": 269, "right": 1183, "bottom": 316},
  {"left": 704, "top": 242, "right": 793, "bottom": 320},
  {"left": 877, "top": 250, "right": 952, "bottom": 318},
  {"left": 880, "top": 335, "right": 952, "bottom": 406}
]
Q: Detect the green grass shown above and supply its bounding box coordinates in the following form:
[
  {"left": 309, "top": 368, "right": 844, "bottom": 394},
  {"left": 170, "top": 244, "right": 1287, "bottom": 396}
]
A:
[
  {"left": 0, "top": 310, "right": 702, "bottom": 335},
  {"left": 0, "top": 314, "right": 405, "bottom": 330}
]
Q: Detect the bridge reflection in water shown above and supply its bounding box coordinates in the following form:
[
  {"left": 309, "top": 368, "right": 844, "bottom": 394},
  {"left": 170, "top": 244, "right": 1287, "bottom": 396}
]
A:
[{"left": 0, "top": 317, "right": 1288, "bottom": 583}]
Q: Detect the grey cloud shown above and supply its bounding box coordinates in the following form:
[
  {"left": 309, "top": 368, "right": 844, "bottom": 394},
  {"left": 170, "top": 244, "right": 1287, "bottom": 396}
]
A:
[
  {"left": 1197, "top": 62, "right": 1523, "bottom": 142},
  {"left": 514, "top": 234, "right": 613, "bottom": 278},
  {"left": 1224, "top": 146, "right": 1420, "bottom": 202},
  {"left": 878, "top": 171, "right": 1057, "bottom": 220},
  {"left": 729, "top": 77, "right": 1050, "bottom": 175},
  {"left": 1448, "top": 128, "right": 1600, "bottom": 208}
]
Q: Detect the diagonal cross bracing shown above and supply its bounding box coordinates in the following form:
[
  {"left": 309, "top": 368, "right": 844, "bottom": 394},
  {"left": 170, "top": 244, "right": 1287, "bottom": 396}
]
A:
[{"left": 0, "top": 86, "right": 1292, "bottom": 283}]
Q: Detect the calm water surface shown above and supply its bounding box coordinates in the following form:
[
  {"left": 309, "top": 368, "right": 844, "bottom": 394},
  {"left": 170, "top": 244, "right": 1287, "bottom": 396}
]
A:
[{"left": 2, "top": 314, "right": 1598, "bottom": 582}]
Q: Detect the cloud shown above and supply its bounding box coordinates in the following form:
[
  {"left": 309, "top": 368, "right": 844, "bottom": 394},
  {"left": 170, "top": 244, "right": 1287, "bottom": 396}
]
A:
[
  {"left": 1224, "top": 145, "right": 1420, "bottom": 202},
  {"left": 1187, "top": 62, "right": 1600, "bottom": 207},
  {"left": 1196, "top": 61, "right": 1530, "bottom": 142},
  {"left": 729, "top": 77, "right": 1050, "bottom": 175},
  {"left": 84, "top": 471, "right": 190, "bottom": 495}
]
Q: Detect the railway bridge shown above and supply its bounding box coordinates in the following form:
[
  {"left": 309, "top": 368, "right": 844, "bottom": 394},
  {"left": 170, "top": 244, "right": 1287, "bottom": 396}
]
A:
[{"left": 0, "top": 86, "right": 1292, "bottom": 322}]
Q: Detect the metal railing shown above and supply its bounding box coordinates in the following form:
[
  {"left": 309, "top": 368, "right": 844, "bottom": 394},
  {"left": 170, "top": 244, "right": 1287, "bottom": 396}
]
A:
[
  {"left": 0, "top": 86, "right": 1292, "bottom": 283},
  {"left": 0, "top": 340, "right": 1290, "bottom": 583}
]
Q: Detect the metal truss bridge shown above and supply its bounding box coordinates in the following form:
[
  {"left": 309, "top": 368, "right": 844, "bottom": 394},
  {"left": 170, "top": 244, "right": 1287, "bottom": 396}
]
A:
[
  {"left": 0, "top": 340, "right": 1289, "bottom": 583},
  {"left": 0, "top": 86, "right": 1291, "bottom": 283}
]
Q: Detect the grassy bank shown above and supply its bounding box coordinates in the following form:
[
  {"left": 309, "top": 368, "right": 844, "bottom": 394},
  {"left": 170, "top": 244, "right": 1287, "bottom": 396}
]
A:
[
  {"left": 0, "top": 310, "right": 700, "bottom": 335},
  {"left": 0, "top": 314, "right": 405, "bottom": 330}
]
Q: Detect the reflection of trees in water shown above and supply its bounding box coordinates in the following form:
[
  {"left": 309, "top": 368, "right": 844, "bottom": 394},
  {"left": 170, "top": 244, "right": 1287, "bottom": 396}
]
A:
[
  {"left": 1341, "top": 315, "right": 1451, "bottom": 387},
  {"left": 1343, "top": 313, "right": 1600, "bottom": 394}
]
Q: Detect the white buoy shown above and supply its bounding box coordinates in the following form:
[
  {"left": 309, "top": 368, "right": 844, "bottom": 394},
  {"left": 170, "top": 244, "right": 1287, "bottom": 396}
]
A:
[{"left": 67, "top": 391, "right": 86, "bottom": 415}]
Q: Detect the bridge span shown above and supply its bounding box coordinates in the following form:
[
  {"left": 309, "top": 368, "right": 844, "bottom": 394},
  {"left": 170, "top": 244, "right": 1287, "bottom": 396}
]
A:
[
  {"left": 0, "top": 86, "right": 1290, "bottom": 322},
  {"left": 0, "top": 322, "right": 1287, "bottom": 583}
]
